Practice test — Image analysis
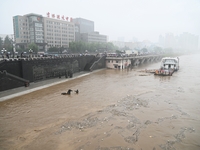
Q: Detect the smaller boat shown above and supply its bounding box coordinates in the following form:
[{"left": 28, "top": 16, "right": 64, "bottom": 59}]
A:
[{"left": 154, "top": 57, "right": 179, "bottom": 76}]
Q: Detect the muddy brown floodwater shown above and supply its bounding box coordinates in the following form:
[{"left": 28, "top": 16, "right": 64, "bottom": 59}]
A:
[{"left": 0, "top": 54, "right": 200, "bottom": 150}]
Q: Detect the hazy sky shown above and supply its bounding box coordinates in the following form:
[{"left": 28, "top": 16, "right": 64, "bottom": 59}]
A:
[{"left": 1, "top": 0, "right": 200, "bottom": 42}]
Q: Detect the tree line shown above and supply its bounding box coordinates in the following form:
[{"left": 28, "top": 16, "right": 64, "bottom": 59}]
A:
[
  {"left": 48, "top": 41, "right": 119, "bottom": 54},
  {"left": 0, "top": 35, "right": 39, "bottom": 54},
  {"left": 1, "top": 35, "right": 169, "bottom": 55},
  {"left": 0, "top": 36, "right": 13, "bottom": 52},
  {"left": 1, "top": 35, "right": 119, "bottom": 54}
]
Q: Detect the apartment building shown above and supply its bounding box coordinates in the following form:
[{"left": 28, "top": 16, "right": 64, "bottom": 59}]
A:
[
  {"left": 13, "top": 13, "right": 75, "bottom": 51},
  {"left": 43, "top": 17, "right": 75, "bottom": 50}
]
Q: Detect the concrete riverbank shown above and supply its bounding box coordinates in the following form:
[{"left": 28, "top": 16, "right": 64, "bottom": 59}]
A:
[{"left": 0, "top": 70, "right": 103, "bottom": 102}]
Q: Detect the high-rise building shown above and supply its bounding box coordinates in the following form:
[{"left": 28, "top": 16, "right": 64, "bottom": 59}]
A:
[
  {"left": 179, "top": 32, "right": 199, "bottom": 52},
  {"left": 158, "top": 32, "right": 199, "bottom": 52},
  {"left": 165, "top": 33, "right": 175, "bottom": 48},
  {"left": 13, "top": 13, "right": 75, "bottom": 51},
  {"left": 73, "top": 18, "right": 94, "bottom": 33},
  {"left": 158, "top": 34, "right": 165, "bottom": 47},
  {"left": 73, "top": 18, "right": 107, "bottom": 43}
]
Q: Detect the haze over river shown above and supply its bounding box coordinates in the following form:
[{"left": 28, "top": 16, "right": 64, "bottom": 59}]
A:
[{"left": 0, "top": 54, "right": 200, "bottom": 150}]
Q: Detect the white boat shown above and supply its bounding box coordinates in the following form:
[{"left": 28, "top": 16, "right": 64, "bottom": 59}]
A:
[
  {"left": 154, "top": 57, "right": 179, "bottom": 76},
  {"left": 160, "top": 57, "right": 179, "bottom": 71}
]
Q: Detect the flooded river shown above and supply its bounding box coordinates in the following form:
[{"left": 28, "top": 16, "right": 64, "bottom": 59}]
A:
[{"left": 0, "top": 54, "right": 200, "bottom": 150}]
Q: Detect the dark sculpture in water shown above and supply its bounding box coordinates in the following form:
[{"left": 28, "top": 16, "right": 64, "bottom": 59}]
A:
[
  {"left": 75, "top": 89, "right": 79, "bottom": 94},
  {"left": 61, "top": 89, "right": 73, "bottom": 95}
]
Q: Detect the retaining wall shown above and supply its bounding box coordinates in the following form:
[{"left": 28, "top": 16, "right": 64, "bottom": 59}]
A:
[{"left": 0, "top": 55, "right": 105, "bottom": 91}]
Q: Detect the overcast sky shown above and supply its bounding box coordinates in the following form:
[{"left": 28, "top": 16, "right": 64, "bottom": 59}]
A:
[{"left": 1, "top": 0, "right": 200, "bottom": 42}]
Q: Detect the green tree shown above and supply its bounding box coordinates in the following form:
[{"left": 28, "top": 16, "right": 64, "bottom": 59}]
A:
[
  {"left": 0, "top": 37, "right": 3, "bottom": 50},
  {"left": 154, "top": 46, "right": 163, "bottom": 53},
  {"left": 106, "top": 42, "right": 114, "bottom": 51},
  {"left": 48, "top": 46, "right": 62, "bottom": 53},
  {"left": 164, "top": 47, "right": 173, "bottom": 53},
  {"left": 121, "top": 46, "right": 130, "bottom": 51},
  {"left": 141, "top": 48, "right": 148, "bottom": 53},
  {"left": 16, "top": 48, "right": 24, "bottom": 53},
  {"left": 3, "top": 36, "right": 13, "bottom": 52},
  {"left": 115, "top": 50, "right": 122, "bottom": 54},
  {"left": 69, "top": 42, "right": 77, "bottom": 53},
  {"left": 28, "top": 43, "right": 39, "bottom": 53},
  {"left": 69, "top": 41, "right": 119, "bottom": 54}
]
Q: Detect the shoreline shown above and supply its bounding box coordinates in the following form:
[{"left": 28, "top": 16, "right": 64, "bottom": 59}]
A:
[{"left": 0, "top": 69, "right": 104, "bottom": 102}]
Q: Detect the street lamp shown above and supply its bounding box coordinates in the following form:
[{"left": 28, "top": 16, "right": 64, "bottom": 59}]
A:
[
  {"left": 1, "top": 48, "right": 7, "bottom": 60},
  {"left": 29, "top": 49, "right": 33, "bottom": 58}
]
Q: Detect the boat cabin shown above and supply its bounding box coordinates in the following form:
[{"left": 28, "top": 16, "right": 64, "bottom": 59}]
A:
[{"left": 160, "top": 57, "right": 179, "bottom": 71}]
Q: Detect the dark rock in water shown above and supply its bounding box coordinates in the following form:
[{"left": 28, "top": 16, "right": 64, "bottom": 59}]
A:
[
  {"left": 75, "top": 89, "right": 79, "bottom": 94},
  {"left": 61, "top": 89, "right": 73, "bottom": 95}
]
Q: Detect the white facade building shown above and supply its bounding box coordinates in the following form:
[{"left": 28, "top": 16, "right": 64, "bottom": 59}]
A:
[
  {"left": 106, "top": 57, "right": 131, "bottom": 69},
  {"left": 13, "top": 13, "right": 75, "bottom": 51}
]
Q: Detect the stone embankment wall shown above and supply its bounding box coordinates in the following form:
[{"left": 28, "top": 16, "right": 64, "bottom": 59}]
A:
[{"left": 0, "top": 55, "right": 105, "bottom": 91}]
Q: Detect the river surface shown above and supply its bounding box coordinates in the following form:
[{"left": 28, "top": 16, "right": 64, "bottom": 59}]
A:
[{"left": 0, "top": 54, "right": 200, "bottom": 150}]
